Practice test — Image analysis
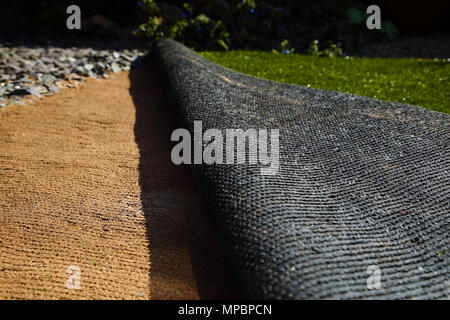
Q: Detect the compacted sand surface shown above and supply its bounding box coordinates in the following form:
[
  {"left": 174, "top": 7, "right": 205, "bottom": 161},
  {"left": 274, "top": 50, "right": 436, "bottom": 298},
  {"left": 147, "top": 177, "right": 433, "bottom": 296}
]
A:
[{"left": 0, "top": 64, "right": 234, "bottom": 299}]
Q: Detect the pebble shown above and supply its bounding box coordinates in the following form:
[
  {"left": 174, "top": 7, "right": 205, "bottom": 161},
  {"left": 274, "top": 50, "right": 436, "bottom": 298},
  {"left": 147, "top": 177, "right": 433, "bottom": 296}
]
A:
[{"left": 0, "top": 44, "right": 147, "bottom": 106}]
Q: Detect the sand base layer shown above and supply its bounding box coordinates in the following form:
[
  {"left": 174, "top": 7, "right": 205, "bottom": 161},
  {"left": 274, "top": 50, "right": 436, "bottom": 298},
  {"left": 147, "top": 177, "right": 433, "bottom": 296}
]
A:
[{"left": 0, "top": 64, "right": 235, "bottom": 299}]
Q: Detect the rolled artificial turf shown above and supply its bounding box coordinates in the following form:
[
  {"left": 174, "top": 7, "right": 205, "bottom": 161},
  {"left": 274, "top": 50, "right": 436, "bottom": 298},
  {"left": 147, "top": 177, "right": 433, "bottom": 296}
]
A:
[{"left": 154, "top": 39, "right": 449, "bottom": 299}]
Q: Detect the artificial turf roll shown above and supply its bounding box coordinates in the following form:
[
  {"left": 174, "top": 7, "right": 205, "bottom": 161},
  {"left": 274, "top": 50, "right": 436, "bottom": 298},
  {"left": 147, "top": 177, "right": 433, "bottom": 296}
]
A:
[{"left": 152, "top": 38, "right": 449, "bottom": 299}]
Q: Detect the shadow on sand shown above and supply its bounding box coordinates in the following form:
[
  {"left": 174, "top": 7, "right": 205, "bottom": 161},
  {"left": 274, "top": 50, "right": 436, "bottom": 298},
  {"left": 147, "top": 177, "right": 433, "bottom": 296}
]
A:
[{"left": 129, "top": 61, "right": 237, "bottom": 299}]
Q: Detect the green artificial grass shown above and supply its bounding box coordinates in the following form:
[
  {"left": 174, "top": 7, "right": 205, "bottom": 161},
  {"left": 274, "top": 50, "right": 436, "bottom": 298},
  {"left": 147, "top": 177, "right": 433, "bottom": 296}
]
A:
[{"left": 199, "top": 51, "right": 450, "bottom": 114}]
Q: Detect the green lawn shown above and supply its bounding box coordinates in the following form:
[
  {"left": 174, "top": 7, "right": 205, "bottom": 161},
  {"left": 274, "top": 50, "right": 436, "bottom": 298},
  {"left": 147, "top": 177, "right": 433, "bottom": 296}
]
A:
[{"left": 200, "top": 51, "right": 450, "bottom": 114}]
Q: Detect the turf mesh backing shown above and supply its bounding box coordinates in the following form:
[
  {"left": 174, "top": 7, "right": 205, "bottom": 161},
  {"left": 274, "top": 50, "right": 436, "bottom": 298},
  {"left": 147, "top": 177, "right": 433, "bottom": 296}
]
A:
[{"left": 152, "top": 39, "right": 449, "bottom": 299}]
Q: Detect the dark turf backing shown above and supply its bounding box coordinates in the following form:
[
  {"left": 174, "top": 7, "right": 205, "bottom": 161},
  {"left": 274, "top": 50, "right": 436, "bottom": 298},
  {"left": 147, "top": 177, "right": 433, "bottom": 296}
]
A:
[{"left": 151, "top": 39, "right": 449, "bottom": 299}]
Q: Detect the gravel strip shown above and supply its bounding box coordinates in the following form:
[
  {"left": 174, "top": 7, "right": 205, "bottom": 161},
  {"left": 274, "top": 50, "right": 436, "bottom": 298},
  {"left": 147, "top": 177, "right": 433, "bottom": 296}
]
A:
[{"left": 0, "top": 45, "right": 148, "bottom": 107}]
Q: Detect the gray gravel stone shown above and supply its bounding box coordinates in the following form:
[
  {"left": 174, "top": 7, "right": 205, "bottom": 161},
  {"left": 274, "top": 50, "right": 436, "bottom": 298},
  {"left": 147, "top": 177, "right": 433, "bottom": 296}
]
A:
[
  {"left": 41, "top": 74, "right": 56, "bottom": 84},
  {"left": 0, "top": 44, "right": 147, "bottom": 103},
  {"left": 111, "top": 62, "right": 121, "bottom": 73}
]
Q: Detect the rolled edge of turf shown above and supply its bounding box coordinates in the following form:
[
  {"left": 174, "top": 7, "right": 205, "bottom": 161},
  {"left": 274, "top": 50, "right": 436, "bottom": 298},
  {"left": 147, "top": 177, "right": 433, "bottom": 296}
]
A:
[{"left": 151, "top": 38, "right": 450, "bottom": 299}]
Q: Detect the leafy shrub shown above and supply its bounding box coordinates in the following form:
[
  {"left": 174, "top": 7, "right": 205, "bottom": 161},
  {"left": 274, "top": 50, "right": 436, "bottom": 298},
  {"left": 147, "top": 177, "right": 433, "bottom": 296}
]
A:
[
  {"left": 135, "top": 0, "right": 398, "bottom": 53},
  {"left": 136, "top": 0, "right": 230, "bottom": 50}
]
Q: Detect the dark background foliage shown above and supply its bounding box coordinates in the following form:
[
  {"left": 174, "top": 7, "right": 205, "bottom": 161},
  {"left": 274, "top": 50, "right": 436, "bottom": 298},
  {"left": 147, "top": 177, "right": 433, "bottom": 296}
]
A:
[{"left": 0, "top": 0, "right": 448, "bottom": 53}]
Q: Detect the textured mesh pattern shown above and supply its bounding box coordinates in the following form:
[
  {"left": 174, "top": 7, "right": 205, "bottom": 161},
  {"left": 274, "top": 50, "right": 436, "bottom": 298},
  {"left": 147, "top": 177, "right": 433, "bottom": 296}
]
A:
[{"left": 152, "top": 39, "right": 449, "bottom": 299}]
